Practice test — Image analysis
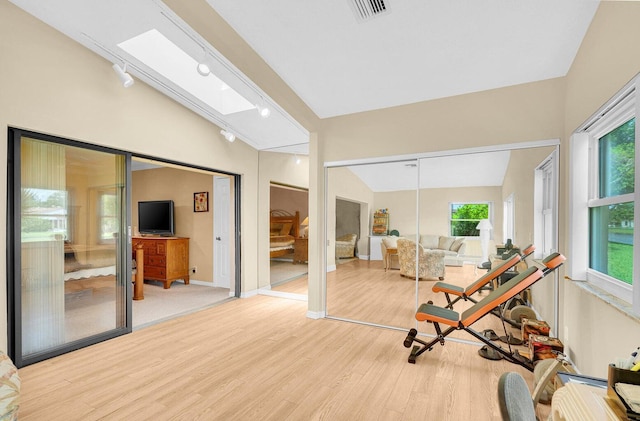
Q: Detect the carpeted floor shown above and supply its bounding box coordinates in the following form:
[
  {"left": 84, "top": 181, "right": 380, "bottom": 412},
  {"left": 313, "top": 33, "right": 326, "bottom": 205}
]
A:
[
  {"left": 133, "top": 281, "right": 231, "bottom": 328},
  {"left": 64, "top": 277, "right": 231, "bottom": 340},
  {"left": 270, "top": 259, "right": 308, "bottom": 286}
]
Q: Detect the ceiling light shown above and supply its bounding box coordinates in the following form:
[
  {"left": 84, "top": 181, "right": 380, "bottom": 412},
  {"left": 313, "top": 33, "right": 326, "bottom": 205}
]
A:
[
  {"left": 255, "top": 104, "right": 271, "bottom": 118},
  {"left": 196, "top": 62, "right": 210, "bottom": 76},
  {"left": 221, "top": 129, "right": 236, "bottom": 142},
  {"left": 112, "top": 63, "right": 134, "bottom": 88}
]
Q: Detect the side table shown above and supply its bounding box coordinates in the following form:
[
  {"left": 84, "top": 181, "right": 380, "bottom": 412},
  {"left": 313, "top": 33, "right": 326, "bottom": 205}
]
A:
[{"left": 294, "top": 237, "right": 308, "bottom": 264}]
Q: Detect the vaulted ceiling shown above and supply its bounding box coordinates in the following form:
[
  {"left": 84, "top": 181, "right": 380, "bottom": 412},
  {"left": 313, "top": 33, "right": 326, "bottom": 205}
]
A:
[{"left": 9, "top": 0, "right": 599, "bottom": 152}]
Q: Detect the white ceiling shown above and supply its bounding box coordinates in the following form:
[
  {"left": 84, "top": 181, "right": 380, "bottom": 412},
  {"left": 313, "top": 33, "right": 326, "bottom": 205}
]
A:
[
  {"left": 207, "top": 0, "right": 600, "bottom": 118},
  {"left": 346, "top": 150, "right": 511, "bottom": 192},
  {"left": 10, "top": 0, "right": 597, "bottom": 187}
]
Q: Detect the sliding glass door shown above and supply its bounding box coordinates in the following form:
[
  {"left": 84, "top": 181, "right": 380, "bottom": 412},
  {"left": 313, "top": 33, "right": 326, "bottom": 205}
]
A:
[{"left": 9, "top": 129, "right": 130, "bottom": 367}]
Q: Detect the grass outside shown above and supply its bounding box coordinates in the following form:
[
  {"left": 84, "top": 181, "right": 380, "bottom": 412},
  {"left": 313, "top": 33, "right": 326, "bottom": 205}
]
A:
[{"left": 609, "top": 241, "right": 633, "bottom": 285}]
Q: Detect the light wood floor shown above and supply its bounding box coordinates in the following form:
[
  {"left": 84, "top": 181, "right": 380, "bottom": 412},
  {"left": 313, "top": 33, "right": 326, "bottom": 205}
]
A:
[{"left": 19, "top": 261, "right": 550, "bottom": 420}]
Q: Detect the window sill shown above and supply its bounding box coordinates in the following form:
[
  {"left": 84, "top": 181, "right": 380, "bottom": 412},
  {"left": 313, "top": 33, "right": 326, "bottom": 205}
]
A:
[{"left": 571, "top": 279, "right": 640, "bottom": 323}]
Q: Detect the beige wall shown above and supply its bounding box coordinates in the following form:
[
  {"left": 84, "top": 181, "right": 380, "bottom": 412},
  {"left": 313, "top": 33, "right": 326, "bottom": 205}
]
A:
[
  {"left": 0, "top": 1, "right": 262, "bottom": 351},
  {"left": 502, "top": 146, "right": 556, "bottom": 248},
  {"left": 4, "top": 0, "right": 640, "bottom": 379},
  {"left": 560, "top": 2, "right": 640, "bottom": 377},
  {"left": 371, "top": 186, "right": 503, "bottom": 241},
  {"left": 314, "top": 2, "right": 640, "bottom": 378},
  {"left": 132, "top": 167, "right": 217, "bottom": 284}
]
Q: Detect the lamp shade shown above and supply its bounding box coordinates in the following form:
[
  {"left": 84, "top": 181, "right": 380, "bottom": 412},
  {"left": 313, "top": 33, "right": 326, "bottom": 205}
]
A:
[
  {"left": 476, "top": 219, "right": 493, "bottom": 230},
  {"left": 301, "top": 217, "right": 309, "bottom": 226}
]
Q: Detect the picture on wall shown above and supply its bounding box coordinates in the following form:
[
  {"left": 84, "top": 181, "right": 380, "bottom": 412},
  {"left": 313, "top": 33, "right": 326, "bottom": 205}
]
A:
[{"left": 194, "top": 192, "right": 209, "bottom": 212}]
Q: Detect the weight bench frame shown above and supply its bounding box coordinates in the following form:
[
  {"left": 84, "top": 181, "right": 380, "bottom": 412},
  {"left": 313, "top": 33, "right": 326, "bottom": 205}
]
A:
[
  {"left": 404, "top": 253, "right": 565, "bottom": 370},
  {"left": 432, "top": 244, "right": 536, "bottom": 310}
]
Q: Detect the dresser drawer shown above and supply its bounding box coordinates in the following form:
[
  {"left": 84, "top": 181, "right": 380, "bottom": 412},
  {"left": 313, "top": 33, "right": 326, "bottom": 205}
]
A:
[
  {"left": 145, "top": 266, "right": 166, "bottom": 278},
  {"left": 147, "top": 255, "right": 166, "bottom": 266}
]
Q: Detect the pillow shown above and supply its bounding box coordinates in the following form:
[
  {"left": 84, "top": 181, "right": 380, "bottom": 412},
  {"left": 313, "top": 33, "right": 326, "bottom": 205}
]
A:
[
  {"left": 450, "top": 238, "right": 465, "bottom": 252},
  {"left": 279, "top": 223, "right": 293, "bottom": 236},
  {"left": 420, "top": 235, "right": 439, "bottom": 249},
  {"left": 438, "top": 236, "right": 455, "bottom": 251},
  {"left": 270, "top": 223, "right": 282, "bottom": 236}
]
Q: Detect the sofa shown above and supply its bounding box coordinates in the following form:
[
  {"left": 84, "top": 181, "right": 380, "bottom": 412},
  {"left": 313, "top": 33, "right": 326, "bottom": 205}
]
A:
[{"left": 381, "top": 234, "right": 467, "bottom": 268}]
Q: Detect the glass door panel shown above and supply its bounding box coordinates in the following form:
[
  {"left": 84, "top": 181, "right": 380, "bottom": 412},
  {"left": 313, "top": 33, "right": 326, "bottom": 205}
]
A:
[
  {"left": 326, "top": 160, "right": 418, "bottom": 329},
  {"left": 17, "top": 134, "right": 128, "bottom": 364}
]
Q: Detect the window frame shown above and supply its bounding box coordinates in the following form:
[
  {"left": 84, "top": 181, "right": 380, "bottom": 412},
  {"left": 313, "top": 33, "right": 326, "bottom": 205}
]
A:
[
  {"left": 570, "top": 75, "right": 640, "bottom": 312},
  {"left": 448, "top": 201, "right": 493, "bottom": 238}
]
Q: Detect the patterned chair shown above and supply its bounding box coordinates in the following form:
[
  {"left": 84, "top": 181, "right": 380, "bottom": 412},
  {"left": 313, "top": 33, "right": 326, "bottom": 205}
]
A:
[
  {"left": 336, "top": 233, "right": 358, "bottom": 258},
  {"left": 397, "top": 238, "right": 445, "bottom": 280}
]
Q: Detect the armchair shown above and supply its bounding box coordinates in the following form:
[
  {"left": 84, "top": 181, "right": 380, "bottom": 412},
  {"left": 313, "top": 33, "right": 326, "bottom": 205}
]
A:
[
  {"left": 336, "top": 233, "right": 357, "bottom": 258},
  {"left": 397, "top": 238, "right": 445, "bottom": 280}
]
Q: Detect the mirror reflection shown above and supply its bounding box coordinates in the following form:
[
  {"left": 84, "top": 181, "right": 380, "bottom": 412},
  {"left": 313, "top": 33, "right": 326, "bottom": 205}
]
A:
[{"left": 326, "top": 146, "right": 558, "bottom": 339}]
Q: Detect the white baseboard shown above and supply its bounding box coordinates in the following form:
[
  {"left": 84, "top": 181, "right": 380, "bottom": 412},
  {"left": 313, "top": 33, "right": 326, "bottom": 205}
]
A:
[
  {"left": 326, "top": 264, "right": 336, "bottom": 272},
  {"left": 306, "top": 310, "right": 326, "bottom": 319},
  {"left": 359, "top": 255, "right": 369, "bottom": 260},
  {"left": 240, "top": 289, "right": 258, "bottom": 298}
]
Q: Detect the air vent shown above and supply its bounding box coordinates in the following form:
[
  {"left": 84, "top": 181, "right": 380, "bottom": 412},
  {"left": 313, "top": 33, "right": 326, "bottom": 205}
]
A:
[{"left": 348, "top": 0, "right": 390, "bottom": 22}]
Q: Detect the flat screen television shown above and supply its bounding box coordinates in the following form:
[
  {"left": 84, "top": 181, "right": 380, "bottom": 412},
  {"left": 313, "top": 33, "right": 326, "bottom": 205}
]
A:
[{"left": 138, "top": 200, "right": 174, "bottom": 236}]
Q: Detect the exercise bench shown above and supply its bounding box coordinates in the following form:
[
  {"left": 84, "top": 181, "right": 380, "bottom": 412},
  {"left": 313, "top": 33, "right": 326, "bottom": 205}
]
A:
[
  {"left": 403, "top": 252, "right": 565, "bottom": 370},
  {"left": 432, "top": 244, "right": 535, "bottom": 309}
]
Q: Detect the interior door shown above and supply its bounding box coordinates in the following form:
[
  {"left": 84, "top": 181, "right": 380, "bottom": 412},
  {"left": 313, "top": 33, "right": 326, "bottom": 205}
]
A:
[{"left": 213, "top": 176, "right": 231, "bottom": 288}]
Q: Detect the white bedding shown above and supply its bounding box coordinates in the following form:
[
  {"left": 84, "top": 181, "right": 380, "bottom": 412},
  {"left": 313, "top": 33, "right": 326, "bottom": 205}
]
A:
[{"left": 64, "top": 265, "right": 116, "bottom": 281}]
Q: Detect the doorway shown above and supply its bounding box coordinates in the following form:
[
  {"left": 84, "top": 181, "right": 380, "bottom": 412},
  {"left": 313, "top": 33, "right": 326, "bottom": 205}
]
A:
[
  {"left": 268, "top": 183, "right": 309, "bottom": 295},
  {"left": 7, "top": 128, "right": 242, "bottom": 367}
]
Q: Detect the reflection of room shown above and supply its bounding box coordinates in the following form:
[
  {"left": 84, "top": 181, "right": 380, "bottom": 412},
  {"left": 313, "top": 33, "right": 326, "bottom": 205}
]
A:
[
  {"left": 269, "top": 183, "right": 309, "bottom": 288},
  {"left": 326, "top": 145, "right": 557, "bottom": 332}
]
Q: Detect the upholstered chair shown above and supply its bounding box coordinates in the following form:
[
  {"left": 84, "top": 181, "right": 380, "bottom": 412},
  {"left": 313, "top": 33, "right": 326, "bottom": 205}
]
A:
[
  {"left": 335, "top": 233, "right": 358, "bottom": 258},
  {"left": 397, "top": 238, "right": 445, "bottom": 280}
]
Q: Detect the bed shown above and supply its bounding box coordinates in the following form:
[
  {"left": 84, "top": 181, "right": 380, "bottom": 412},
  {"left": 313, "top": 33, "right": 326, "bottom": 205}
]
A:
[{"left": 270, "top": 210, "right": 300, "bottom": 258}]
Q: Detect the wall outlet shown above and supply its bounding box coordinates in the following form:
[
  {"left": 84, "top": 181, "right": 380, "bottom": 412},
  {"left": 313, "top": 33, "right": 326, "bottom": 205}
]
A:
[{"left": 191, "top": 266, "right": 197, "bottom": 274}]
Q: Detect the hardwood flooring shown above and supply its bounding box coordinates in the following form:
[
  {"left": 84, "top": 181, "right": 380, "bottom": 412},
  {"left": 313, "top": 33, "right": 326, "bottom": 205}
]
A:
[{"left": 19, "top": 260, "right": 550, "bottom": 420}]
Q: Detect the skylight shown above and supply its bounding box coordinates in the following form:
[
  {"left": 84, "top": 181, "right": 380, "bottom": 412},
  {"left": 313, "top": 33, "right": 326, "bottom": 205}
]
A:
[{"left": 118, "top": 29, "right": 255, "bottom": 115}]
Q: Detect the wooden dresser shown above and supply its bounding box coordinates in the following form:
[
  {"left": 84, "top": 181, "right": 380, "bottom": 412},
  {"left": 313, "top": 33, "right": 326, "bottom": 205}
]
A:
[{"left": 133, "top": 236, "right": 189, "bottom": 289}]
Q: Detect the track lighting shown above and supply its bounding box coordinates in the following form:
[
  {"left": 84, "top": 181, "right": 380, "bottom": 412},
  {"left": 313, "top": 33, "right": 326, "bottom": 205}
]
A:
[
  {"left": 197, "top": 48, "right": 211, "bottom": 76},
  {"left": 196, "top": 62, "right": 210, "bottom": 76},
  {"left": 112, "top": 63, "right": 134, "bottom": 88},
  {"left": 220, "top": 129, "right": 236, "bottom": 142},
  {"left": 255, "top": 104, "right": 271, "bottom": 118}
]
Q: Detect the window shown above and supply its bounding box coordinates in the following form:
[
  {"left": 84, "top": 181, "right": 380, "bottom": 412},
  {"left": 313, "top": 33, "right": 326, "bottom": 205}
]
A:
[
  {"left": 570, "top": 76, "right": 638, "bottom": 310},
  {"left": 21, "top": 188, "right": 69, "bottom": 241},
  {"left": 589, "top": 118, "right": 635, "bottom": 285},
  {"left": 98, "top": 189, "right": 118, "bottom": 243},
  {"left": 449, "top": 202, "right": 491, "bottom": 236}
]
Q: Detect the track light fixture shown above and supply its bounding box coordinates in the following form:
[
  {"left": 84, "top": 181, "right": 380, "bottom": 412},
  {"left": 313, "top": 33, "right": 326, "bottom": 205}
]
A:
[
  {"left": 220, "top": 129, "right": 236, "bottom": 142},
  {"left": 197, "top": 48, "right": 211, "bottom": 76},
  {"left": 255, "top": 104, "right": 271, "bottom": 118},
  {"left": 112, "top": 63, "right": 134, "bottom": 88},
  {"left": 197, "top": 62, "right": 210, "bottom": 77}
]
